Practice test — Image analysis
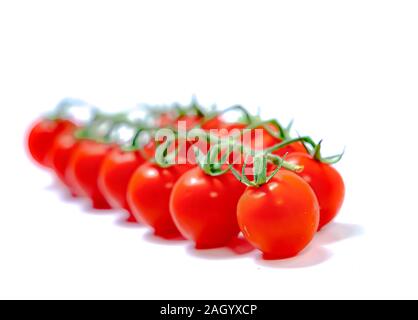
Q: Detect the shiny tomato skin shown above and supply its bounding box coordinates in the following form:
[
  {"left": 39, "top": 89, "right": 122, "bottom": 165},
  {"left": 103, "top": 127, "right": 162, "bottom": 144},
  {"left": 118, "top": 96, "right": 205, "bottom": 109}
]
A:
[
  {"left": 286, "top": 152, "right": 345, "bottom": 230},
  {"left": 237, "top": 170, "right": 320, "bottom": 260},
  {"left": 27, "top": 119, "right": 76, "bottom": 168},
  {"left": 201, "top": 116, "right": 228, "bottom": 130},
  {"left": 49, "top": 128, "right": 81, "bottom": 196},
  {"left": 67, "top": 140, "right": 114, "bottom": 209},
  {"left": 98, "top": 148, "right": 146, "bottom": 222},
  {"left": 127, "top": 163, "right": 193, "bottom": 238},
  {"left": 170, "top": 168, "right": 247, "bottom": 249}
]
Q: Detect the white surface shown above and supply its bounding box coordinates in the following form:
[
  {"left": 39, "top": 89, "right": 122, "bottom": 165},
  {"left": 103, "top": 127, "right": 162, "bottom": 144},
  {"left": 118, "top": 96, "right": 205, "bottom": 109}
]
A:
[{"left": 1, "top": 0, "right": 418, "bottom": 300}]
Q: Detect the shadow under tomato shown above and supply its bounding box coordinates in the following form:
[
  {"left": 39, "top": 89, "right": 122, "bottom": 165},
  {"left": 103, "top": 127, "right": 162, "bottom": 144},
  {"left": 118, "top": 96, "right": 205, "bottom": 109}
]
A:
[
  {"left": 114, "top": 214, "right": 144, "bottom": 229},
  {"left": 43, "top": 178, "right": 63, "bottom": 191},
  {"left": 256, "top": 246, "right": 333, "bottom": 269},
  {"left": 185, "top": 236, "right": 256, "bottom": 260},
  {"left": 316, "top": 222, "right": 364, "bottom": 245},
  {"left": 142, "top": 230, "right": 187, "bottom": 246},
  {"left": 79, "top": 203, "right": 117, "bottom": 215},
  {"left": 255, "top": 222, "right": 364, "bottom": 269},
  {"left": 44, "top": 179, "right": 75, "bottom": 201}
]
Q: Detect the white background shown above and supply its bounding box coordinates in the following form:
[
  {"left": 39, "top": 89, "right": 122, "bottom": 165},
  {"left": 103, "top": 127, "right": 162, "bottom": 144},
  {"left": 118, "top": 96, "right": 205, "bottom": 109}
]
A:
[{"left": 1, "top": 0, "right": 417, "bottom": 300}]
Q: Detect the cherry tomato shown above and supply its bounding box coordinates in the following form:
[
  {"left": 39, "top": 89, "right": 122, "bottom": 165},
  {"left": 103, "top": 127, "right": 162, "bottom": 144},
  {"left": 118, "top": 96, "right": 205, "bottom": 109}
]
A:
[
  {"left": 27, "top": 118, "right": 76, "bottom": 168},
  {"left": 156, "top": 113, "right": 202, "bottom": 129},
  {"left": 176, "top": 114, "right": 203, "bottom": 129},
  {"left": 170, "top": 168, "right": 247, "bottom": 249},
  {"left": 67, "top": 140, "right": 114, "bottom": 209},
  {"left": 237, "top": 170, "right": 320, "bottom": 260},
  {"left": 286, "top": 152, "right": 345, "bottom": 230},
  {"left": 200, "top": 116, "right": 228, "bottom": 130},
  {"left": 98, "top": 147, "right": 146, "bottom": 222},
  {"left": 156, "top": 112, "right": 175, "bottom": 128},
  {"left": 127, "top": 163, "right": 193, "bottom": 238},
  {"left": 49, "top": 127, "right": 81, "bottom": 196}
]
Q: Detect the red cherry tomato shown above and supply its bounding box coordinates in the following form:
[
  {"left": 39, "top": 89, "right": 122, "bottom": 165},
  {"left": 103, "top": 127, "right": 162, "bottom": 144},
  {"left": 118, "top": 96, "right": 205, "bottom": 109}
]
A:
[
  {"left": 286, "top": 153, "right": 345, "bottom": 230},
  {"left": 237, "top": 170, "right": 320, "bottom": 260},
  {"left": 49, "top": 127, "right": 81, "bottom": 196},
  {"left": 156, "top": 112, "right": 175, "bottom": 127},
  {"left": 200, "top": 116, "right": 227, "bottom": 130},
  {"left": 67, "top": 140, "right": 114, "bottom": 209},
  {"left": 176, "top": 114, "right": 203, "bottom": 129},
  {"left": 156, "top": 113, "right": 202, "bottom": 129},
  {"left": 27, "top": 118, "right": 76, "bottom": 168},
  {"left": 170, "top": 168, "right": 247, "bottom": 249},
  {"left": 127, "top": 163, "right": 193, "bottom": 238},
  {"left": 98, "top": 148, "right": 146, "bottom": 222}
]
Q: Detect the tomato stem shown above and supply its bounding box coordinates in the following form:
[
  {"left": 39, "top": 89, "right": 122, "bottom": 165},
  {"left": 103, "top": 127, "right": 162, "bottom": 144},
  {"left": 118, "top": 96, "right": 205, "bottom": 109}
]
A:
[
  {"left": 200, "top": 105, "right": 254, "bottom": 127},
  {"left": 312, "top": 140, "right": 346, "bottom": 165}
]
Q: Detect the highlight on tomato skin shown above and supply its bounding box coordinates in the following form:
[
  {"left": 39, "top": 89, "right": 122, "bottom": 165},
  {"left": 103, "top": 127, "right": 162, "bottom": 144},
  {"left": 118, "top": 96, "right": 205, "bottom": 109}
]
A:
[
  {"left": 98, "top": 147, "right": 146, "bottom": 222},
  {"left": 286, "top": 152, "right": 346, "bottom": 231},
  {"left": 127, "top": 162, "right": 193, "bottom": 239},
  {"left": 66, "top": 140, "right": 114, "bottom": 210},
  {"left": 26, "top": 118, "right": 76, "bottom": 168},
  {"left": 237, "top": 170, "right": 320, "bottom": 260},
  {"left": 170, "top": 167, "right": 247, "bottom": 249}
]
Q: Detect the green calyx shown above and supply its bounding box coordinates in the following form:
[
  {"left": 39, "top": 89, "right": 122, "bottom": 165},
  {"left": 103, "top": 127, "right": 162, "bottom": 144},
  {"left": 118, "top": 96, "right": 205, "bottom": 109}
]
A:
[
  {"left": 199, "top": 105, "right": 255, "bottom": 127},
  {"left": 246, "top": 118, "right": 292, "bottom": 141},
  {"left": 312, "top": 140, "right": 345, "bottom": 165},
  {"left": 194, "top": 141, "right": 233, "bottom": 176},
  {"left": 230, "top": 152, "right": 302, "bottom": 188}
]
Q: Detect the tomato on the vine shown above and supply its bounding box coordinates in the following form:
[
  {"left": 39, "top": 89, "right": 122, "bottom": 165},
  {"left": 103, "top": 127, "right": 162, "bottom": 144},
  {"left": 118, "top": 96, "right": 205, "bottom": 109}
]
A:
[
  {"left": 170, "top": 168, "right": 247, "bottom": 249},
  {"left": 67, "top": 140, "right": 114, "bottom": 209},
  {"left": 98, "top": 147, "right": 147, "bottom": 222},
  {"left": 127, "top": 163, "right": 193, "bottom": 238},
  {"left": 237, "top": 170, "right": 320, "bottom": 260},
  {"left": 27, "top": 118, "right": 76, "bottom": 168},
  {"left": 49, "top": 127, "right": 81, "bottom": 196},
  {"left": 286, "top": 152, "right": 345, "bottom": 230},
  {"left": 176, "top": 114, "right": 203, "bottom": 129}
]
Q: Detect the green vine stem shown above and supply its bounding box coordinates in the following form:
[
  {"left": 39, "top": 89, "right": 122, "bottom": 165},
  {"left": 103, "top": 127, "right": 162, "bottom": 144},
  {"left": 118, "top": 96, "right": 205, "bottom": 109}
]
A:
[
  {"left": 70, "top": 101, "right": 344, "bottom": 187},
  {"left": 199, "top": 105, "right": 254, "bottom": 127},
  {"left": 190, "top": 96, "right": 206, "bottom": 117},
  {"left": 173, "top": 97, "right": 207, "bottom": 118},
  {"left": 263, "top": 136, "right": 317, "bottom": 154},
  {"left": 74, "top": 112, "right": 137, "bottom": 144},
  {"left": 246, "top": 118, "right": 292, "bottom": 140},
  {"left": 230, "top": 152, "right": 288, "bottom": 187},
  {"left": 153, "top": 127, "right": 304, "bottom": 175},
  {"left": 312, "top": 140, "right": 345, "bottom": 165},
  {"left": 48, "top": 98, "right": 98, "bottom": 120}
]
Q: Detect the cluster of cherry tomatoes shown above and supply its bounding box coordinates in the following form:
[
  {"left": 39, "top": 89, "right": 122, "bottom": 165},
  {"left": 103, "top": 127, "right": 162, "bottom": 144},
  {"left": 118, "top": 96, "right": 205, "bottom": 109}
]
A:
[{"left": 26, "top": 99, "right": 345, "bottom": 260}]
